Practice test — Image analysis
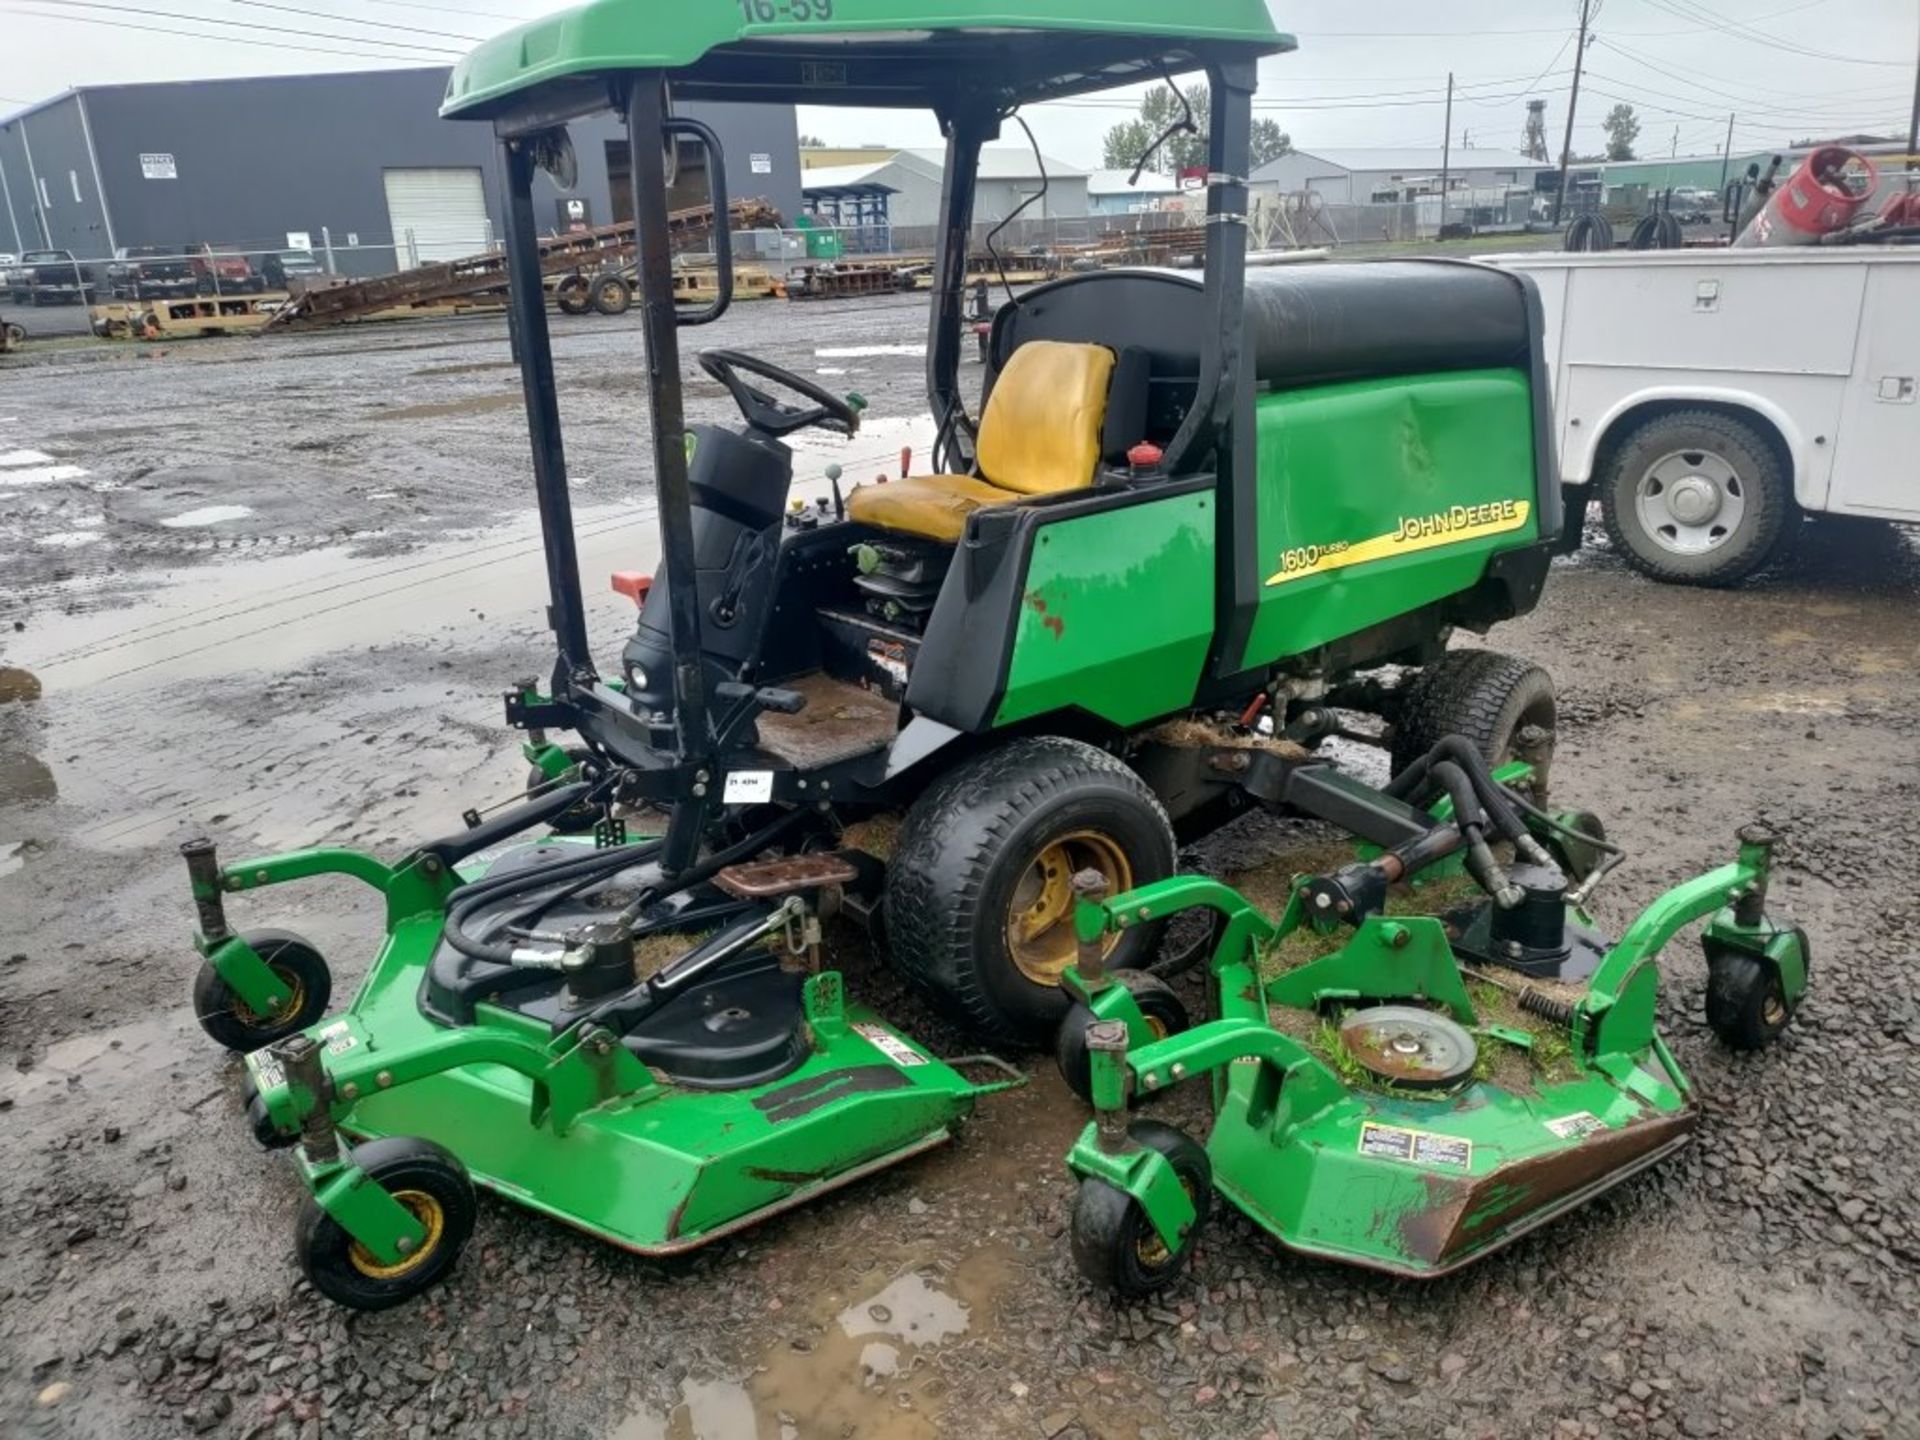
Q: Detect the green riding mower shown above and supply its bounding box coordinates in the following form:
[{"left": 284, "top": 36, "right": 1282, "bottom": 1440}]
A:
[
  {"left": 1053, "top": 747, "right": 1809, "bottom": 1293},
  {"left": 178, "top": 2, "right": 1782, "bottom": 1311}
]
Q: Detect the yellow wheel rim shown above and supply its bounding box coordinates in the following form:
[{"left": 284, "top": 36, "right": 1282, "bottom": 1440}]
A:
[
  {"left": 1006, "top": 829, "right": 1133, "bottom": 986},
  {"left": 231, "top": 962, "right": 306, "bottom": 1028},
  {"left": 347, "top": 1190, "right": 445, "bottom": 1280},
  {"left": 1134, "top": 1172, "right": 1198, "bottom": 1268}
]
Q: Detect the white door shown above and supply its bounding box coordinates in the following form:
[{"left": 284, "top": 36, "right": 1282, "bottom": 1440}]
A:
[
  {"left": 382, "top": 167, "right": 487, "bottom": 268},
  {"left": 1830, "top": 260, "right": 1920, "bottom": 519}
]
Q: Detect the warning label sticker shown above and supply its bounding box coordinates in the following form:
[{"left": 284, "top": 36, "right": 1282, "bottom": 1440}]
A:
[
  {"left": 1359, "top": 1121, "right": 1473, "bottom": 1170},
  {"left": 1545, "top": 1111, "right": 1606, "bottom": 1140},
  {"left": 854, "top": 1022, "right": 928, "bottom": 1068}
]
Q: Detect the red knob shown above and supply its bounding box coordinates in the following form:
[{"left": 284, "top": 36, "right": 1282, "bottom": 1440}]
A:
[{"left": 1127, "top": 442, "right": 1164, "bottom": 469}]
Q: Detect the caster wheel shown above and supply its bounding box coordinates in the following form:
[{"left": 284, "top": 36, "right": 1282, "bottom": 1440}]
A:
[
  {"left": 296, "top": 1137, "right": 475, "bottom": 1311},
  {"left": 1070, "top": 1119, "right": 1212, "bottom": 1298},
  {"left": 192, "top": 928, "right": 331, "bottom": 1053},
  {"left": 525, "top": 746, "right": 601, "bottom": 834},
  {"left": 240, "top": 1071, "right": 296, "bottom": 1149},
  {"left": 1704, "top": 934, "right": 1805, "bottom": 1051},
  {"left": 1055, "top": 973, "right": 1190, "bottom": 1104}
]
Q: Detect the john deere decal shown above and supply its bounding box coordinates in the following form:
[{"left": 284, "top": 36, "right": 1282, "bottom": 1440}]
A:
[{"left": 1266, "top": 499, "right": 1531, "bottom": 587}]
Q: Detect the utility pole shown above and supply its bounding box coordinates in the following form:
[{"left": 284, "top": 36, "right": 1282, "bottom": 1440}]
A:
[
  {"left": 1718, "top": 111, "right": 1735, "bottom": 189},
  {"left": 1552, "top": 0, "right": 1592, "bottom": 226},
  {"left": 1439, "top": 71, "right": 1453, "bottom": 239}
]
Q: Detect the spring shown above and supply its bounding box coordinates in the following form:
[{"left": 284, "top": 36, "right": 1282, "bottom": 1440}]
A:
[{"left": 1517, "top": 987, "right": 1577, "bottom": 1027}]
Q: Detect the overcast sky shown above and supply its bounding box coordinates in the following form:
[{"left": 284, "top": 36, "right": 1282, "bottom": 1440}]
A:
[{"left": 3, "top": 0, "right": 1914, "bottom": 166}]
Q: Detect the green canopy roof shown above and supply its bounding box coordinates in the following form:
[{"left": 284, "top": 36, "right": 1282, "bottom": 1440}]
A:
[{"left": 443, "top": 0, "right": 1293, "bottom": 122}]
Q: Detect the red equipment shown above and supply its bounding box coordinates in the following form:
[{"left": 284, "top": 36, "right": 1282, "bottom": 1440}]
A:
[{"left": 1734, "top": 147, "right": 1878, "bottom": 248}]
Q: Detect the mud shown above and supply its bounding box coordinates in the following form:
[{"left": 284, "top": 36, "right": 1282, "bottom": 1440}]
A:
[{"left": 3, "top": 296, "right": 1919, "bottom": 1440}]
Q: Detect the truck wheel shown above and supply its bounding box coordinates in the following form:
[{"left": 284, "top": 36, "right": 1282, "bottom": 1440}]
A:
[
  {"left": 1390, "top": 649, "right": 1556, "bottom": 779},
  {"left": 589, "top": 274, "right": 633, "bottom": 316},
  {"left": 1600, "top": 410, "right": 1794, "bottom": 585},
  {"left": 885, "top": 736, "right": 1176, "bottom": 1045}
]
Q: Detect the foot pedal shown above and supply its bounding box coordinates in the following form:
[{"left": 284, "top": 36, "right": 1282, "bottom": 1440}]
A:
[{"left": 715, "top": 852, "right": 859, "bottom": 899}]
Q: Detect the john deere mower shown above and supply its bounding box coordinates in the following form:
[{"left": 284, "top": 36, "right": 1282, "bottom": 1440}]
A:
[{"left": 180, "top": 3, "right": 1682, "bottom": 1309}]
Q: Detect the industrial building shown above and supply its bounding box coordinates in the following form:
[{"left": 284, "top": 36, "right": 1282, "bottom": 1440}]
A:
[
  {"left": 1250, "top": 146, "right": 1550, "bottom": 203},
  {"left": 0, "top": 68, "right": 801, "bottom": 274},
  {"left": 1086, "top": 169, "right": 1184, "bottom": 215},
  {"left": 801, "top": 145, "right": 1087, "bottom": 229}
]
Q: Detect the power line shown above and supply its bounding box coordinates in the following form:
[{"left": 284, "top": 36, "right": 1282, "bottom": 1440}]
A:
[
  {"left": 17, "top": 0, "right": 465, "bottom": 53},
  {"left": 220, "top": 0, "right": 485, "bottom": 44},
  {"left": 1586, "top": 67, "right": 1910, "bottom": 124},
  {"left": 4, "top": 5, "right": 456, "bottom": 59},
  {"left": 1634, "top": 0, "right": 1909, "bottom": 68},
  {"left": 1291, "top": 0, "right": 1824, "bottom": 39}
]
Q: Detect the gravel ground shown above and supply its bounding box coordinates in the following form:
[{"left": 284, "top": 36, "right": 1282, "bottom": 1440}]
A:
[{"left": 2, "top": 296, "right": 1917, "bottom": 1440}]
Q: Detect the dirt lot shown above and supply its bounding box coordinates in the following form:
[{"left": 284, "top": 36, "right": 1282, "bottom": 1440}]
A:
[{"left": 2, "top": 296, "right": 1917, "bottom": 1440}]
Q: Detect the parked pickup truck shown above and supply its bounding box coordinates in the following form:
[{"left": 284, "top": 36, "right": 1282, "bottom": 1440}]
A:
[
  {"left": 1485, "top": 247, "right": 1920, "bottom": 585},
  {"left": 106, "top": 246, "right": 196, "bottom": 301},
  {"left": 188, "top": 245, "right": 265, "bottom": 294},
  {"left": 7, "top": 249, "right": 98, "bottom": 306}
]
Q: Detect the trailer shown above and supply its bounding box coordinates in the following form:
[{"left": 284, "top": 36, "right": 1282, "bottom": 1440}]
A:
[
  {"left": 268, "top": 199, "right": 779, "bottom": 330},
  {"left": 1485, "top": 247, "right": 1920, "bottom": 584}
]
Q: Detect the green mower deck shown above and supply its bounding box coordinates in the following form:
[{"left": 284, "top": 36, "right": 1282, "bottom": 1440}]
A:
[{"left": 1058, "top": 808, "right": 1808, "bottom": 1292}]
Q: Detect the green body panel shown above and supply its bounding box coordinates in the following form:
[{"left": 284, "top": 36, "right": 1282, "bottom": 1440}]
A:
[
  {"left": 994, "top": 490, "right": 1214, "bottom": 728},
  {"left": 1240, "top": 368, "right": 1540, "bottom": 671},
  {"left": 223, "top": 839, "right": 1009, "bottom": 1258},
  {"left": 1064, "top": 826, "right": 1789, "bottom": 1277},
  {"left": 443, "top": 0, "right": 1291, "bottom": 117}
]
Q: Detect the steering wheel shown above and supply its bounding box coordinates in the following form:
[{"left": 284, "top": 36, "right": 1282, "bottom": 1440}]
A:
[{"left": 698, "top": 349, "right": 864, "bottom": 438}]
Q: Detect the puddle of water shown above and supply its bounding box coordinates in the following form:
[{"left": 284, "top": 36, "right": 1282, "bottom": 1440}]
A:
[
  {"left": 0, "top": 667, "right": 42, "bottom": 703},
  {"left": 373, "top": 393, "right": 522, "bottom": 422},
  {"left": 815, "top": 367, "right": 847, "bottom": 376},
  {"left": 0, "top": 464, "right": 90, "bottom": 487},
  {"left": 39, "top": 532, "right": 102, "bottom": 547},
  {"left": 0, "top": 1009, "right": 202, "bottom": 1109},
  {"left": 814, "top": 344, "right": 926, "bottom": 359},
  {"left": 161, "top": 505, "right": 256, "bottom": 528},
  {"left": 0, "top": 839, "right": 27, "bottom": 877},
  {"left": 0, "top": 751, "right": 58, "bottom": 804},
  {"left": 617, "top": 1257, "right": 1003, "bottom": 1440},
  {"left": 0, "top": 448, "right": 55, "bottom": 465}
]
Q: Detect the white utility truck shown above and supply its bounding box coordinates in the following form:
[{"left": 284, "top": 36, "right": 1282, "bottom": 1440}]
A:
[{"left": 1486, "top": 248, "right": 1919, "bottom": 585}]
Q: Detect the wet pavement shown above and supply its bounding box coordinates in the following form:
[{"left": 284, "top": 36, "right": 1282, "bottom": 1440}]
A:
[{"left": 3, "top": 296, "right": 1919, "bottom": 1440}]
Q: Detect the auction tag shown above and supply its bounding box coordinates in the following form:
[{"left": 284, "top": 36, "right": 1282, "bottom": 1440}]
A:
[
  {"left": 246, "top": 1049, "right": 285, "bottom": 1091},
  {"left": 316, "top": 1019, "right": 358, "bottom": 1057},
  {"left": 1545, "top": 1111, "right": 1605, "bottom": 1140},
  {"left": 854, "top": 1022, "right": 928, "bottom": 1067},
  {"left": 1359, "top": 1121, "right": 1472, "bottom": 1170},
  {"left": 722, "top": 770, "right": 774, "bottom": 804}
]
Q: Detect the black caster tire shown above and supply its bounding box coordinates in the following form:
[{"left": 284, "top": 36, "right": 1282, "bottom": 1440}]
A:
[
  {"left": 240, "top": 1070, "right": 298, "bottom": 1149},
  {"left": 192, "top": 929, "right": 332, "bottom": 1053},
  {"left": 525, "top": 746, "right": 601, "bottom": 834},
  {"left": 1070, "top": 1120, "right": 1212, "bottom": 1299},
  {"left": 1704, "top": 936, "right": 1804, "bottom": 1051},
  {"left": 295, "top": 1137, "right": 475, "bottom": 1311},
  {"left": 1390, "top": 649, "right": 1557, "bottom": 784},
  {"left": 1056, "top": 973, "right": 1191, "bottom": 1104}
]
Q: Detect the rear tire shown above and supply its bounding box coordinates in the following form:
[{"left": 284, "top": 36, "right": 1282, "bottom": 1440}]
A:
[
  {"left": 1600, "top": 410, "right": 1794, "bottom": 586},
  {"left": 1390, "top": 649, "right": 1557, "bottom": 779},
  {"left": 885, "top": 737, "right": 1175, "bottom": 1045}
]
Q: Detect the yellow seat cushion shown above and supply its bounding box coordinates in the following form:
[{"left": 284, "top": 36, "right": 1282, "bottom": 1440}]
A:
[
  {"left": 977, "top": 339, "right": 1116, "bottom": 495},
  {"left": 845, "top": 473, "right": 1020, "bottom": 543}
]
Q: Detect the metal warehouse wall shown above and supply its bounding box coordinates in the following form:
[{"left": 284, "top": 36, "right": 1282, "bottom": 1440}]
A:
[
  {"left": 54, "top": 68, "right": 800, "bottom": 276},
  {"left": 0, "top": 94, "right": 114, "bottom": 257}
]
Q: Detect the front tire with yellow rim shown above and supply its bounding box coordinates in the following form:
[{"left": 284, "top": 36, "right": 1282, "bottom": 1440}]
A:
[
  {"left": 296, "top": 1137, "right": 476, "bottom": 1311},
  {"left": 1071, "top": 1120, "right": 1212, "bottom": 1298},
  {"left": 885, "top": 736, "right": 1176, "bottom": 1045},
  {"left": 191, "top": 928, "right": 332, "bottom": 1053}
]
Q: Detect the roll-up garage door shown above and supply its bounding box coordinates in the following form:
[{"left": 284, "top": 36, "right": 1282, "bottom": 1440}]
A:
[{"left": 382, "top": 167, "right": 487, "bottom": 267}]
